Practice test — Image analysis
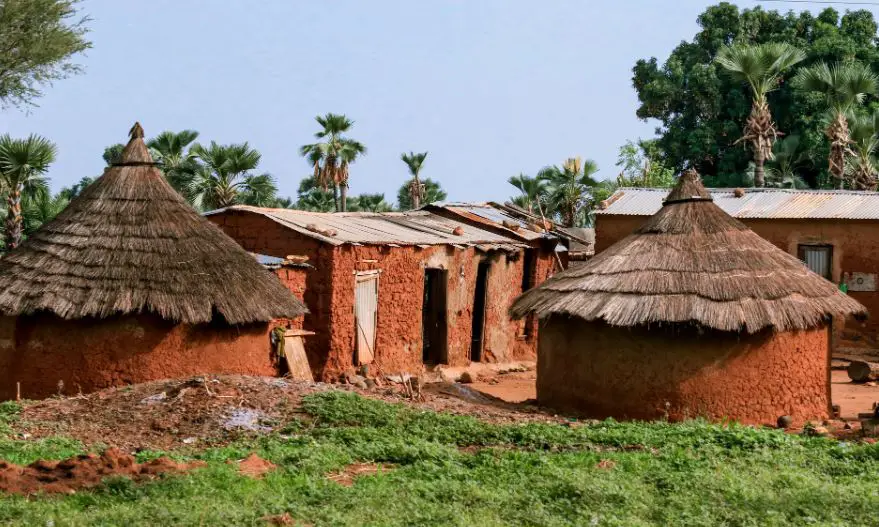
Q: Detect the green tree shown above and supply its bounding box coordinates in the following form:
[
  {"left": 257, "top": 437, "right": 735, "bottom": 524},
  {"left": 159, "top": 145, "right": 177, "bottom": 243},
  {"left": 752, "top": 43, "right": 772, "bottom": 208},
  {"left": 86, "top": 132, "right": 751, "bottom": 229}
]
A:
[
  {"left": 57, "top": 176, "right": 93, "bottom": 200},
  {"left": 632, "top": 3, "right": 879, "bottom": 188},
  {"left": 295, "top": 175, "right": 335, "bottom": 212},
  {"left": 0, "top": 0, "right": 91, "bottom": 109},
  {"left": 846, "top": 111, "right": 879, "bottom": 190},
  {"left": 400, "top": 151, "right": 428, "bottom": 209},
  {"left": 22, "top": 191, "right": 68, "bottom": 234},
  {"left": 185, "top": 141, "right": 277, "bottom": 210},
  {"left": 299, "top": 113, "right": 366, "bottom": 212},
  {"left": 355, "top": 193, "right": 393, "bottom": 212},
  {"left": 147, "top": 130, "right": 201, "bottom": 195},
  {"left": 538, "top": 157, "right": 599, "bottom": 228},
  {"left": 102, "top": 144, "right": 124, "bottom": 166},
  {"left": 792, "top": 61, "right": 878, "bottom": 188},
  {"left": 615, "top": 139, "right": 675, "bottom": 188},
  {"left": 715, "top": 43, "right": 805, "bottom": 187},
  {"left": 397, "top": 177, "right": 446, "bottom": 210},
  {"left": 761, "top": 135, "right": 810, "bottom": 189},
  {"left": 0, "top": 134, "right": 56, "bottom": 249},
  {"left": 508, "top": 173, "right": 547, "bottom": 214}
]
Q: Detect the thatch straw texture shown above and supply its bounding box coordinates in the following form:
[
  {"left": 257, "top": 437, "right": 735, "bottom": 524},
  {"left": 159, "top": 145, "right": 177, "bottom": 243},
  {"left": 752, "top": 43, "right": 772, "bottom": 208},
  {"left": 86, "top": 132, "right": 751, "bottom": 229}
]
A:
[
  {"left": 511, "top": 170, "right": 866, "bottom": 333},
  {"left": 0, "top": 123, "right": 307, "bottom": 325}
]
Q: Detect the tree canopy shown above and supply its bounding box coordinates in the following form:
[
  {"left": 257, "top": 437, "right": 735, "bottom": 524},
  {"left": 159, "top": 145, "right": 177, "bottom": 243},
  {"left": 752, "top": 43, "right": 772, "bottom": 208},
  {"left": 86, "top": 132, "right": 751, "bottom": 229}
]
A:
[
  {"left": 0, "top": 0, "right": 91, "bottom": 109},
  {"left": 633, "top": 2, "right": 879, "bottom": 187}
]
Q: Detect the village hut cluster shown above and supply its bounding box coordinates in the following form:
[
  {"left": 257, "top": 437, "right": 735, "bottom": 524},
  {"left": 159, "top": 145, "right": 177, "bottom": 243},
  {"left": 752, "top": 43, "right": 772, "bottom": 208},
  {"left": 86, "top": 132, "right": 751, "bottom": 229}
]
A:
[
  {"left": 512, "top": 170, "right": 867, "bottom": 424},
  {"left": 0, "top": 122, "right": 873, "bottom": 429}
]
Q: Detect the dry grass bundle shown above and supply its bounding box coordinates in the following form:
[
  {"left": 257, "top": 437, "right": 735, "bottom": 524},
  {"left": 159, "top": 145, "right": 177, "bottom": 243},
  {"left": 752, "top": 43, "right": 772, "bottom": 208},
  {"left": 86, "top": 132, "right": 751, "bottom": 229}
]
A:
[
  {"left": 511, "top": 170, "right": 866, "bottom": 333},
  {"left": 0, "top": 123, "right": 307, "bottom": 325}
]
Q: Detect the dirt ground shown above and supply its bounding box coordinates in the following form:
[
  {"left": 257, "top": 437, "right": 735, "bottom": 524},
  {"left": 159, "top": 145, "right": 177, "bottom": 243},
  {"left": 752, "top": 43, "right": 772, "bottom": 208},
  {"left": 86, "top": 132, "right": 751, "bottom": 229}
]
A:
[{"left": 10, "top": 366, "right": 878, "bottom": 454}]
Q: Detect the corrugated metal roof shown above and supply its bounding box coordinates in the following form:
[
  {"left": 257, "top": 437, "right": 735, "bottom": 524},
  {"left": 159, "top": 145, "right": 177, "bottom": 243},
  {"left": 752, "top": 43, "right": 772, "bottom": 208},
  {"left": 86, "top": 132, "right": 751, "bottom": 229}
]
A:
[
  {"left": 596, "top": 188, "right": 879, "bottom": 220},
  {"left": 209, "top": 206, "right": 527, "bottom": 249},
  {"left": 429, "top": 202, "right": 546, "bottom": 241}
]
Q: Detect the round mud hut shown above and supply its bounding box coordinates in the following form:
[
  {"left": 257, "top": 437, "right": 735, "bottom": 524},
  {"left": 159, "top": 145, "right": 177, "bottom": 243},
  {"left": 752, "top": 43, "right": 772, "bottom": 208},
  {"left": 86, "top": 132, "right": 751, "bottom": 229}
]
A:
[
  {"left": 0, "top": 123, "right": 307, "bottom": 400},
  {"left": 511, "top": 170, "right": 866, "bottom": 425}
]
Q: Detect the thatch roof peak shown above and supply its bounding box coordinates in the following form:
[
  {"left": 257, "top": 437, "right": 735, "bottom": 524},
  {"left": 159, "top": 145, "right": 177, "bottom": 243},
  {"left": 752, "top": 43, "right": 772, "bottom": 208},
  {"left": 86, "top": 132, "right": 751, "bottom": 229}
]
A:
[
  {"left": 663, "top": 168, "right": 712, "bottom": 204},
  {"left": 511, "top": 170, "right": 866, "bottom": 333},
  {"left": 116, "top": 121, "right": 154, "bottom": 166},
  {"left": 0, "top": 124, "right": 307, "bottom": 325}
]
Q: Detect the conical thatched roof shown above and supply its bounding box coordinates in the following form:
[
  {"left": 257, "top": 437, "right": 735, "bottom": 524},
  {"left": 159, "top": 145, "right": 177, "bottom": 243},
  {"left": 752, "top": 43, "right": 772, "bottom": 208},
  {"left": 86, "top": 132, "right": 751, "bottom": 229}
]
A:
[
  {"left": 0, "top": 123, "right": 306, "bottom": 325},
  {"left": 511, "top": 169, "right": 866, "bottom": 333}
]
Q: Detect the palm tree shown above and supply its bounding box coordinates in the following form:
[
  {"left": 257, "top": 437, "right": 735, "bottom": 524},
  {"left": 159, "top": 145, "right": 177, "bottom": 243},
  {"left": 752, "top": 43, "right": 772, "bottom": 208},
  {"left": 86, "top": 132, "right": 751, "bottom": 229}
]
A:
[
  {"left": 846, "top": 111, "right": 879, "bottom": 191},
  {"left": 716, "top": 43, "right": 806, "bottom": 187},
  {"left": 184, "top": 141, "right": 277, "bottom": 211},
  {"left": 0, "top": 134, "right": 56, "bottom": 250},
  {"left": 299, "top": 113, "right": 366, "bottom": 212},
  {"left": 295, "top": 175, "right": 335, "bottom": 212},
  {"left": 792, "top": 61, "right": 878, "bottom": 189},
  {"left": 764, "top": 135, "right": 810, "bottom": 189},
  {"left": 507, "top": 173, "right": 547, "bottom": 214},
  {"left": 538, "top": 157, "right": 599, "bottom": 227},
  {"left": 147, "top": 130, "right": 201, "bottom": 195},
  {"left": 102, "top": 143, "right": 124, "bottom": 166},
  {"left": 356, "top": 193, "right": 393, "bottom": 212},
  {"left": 397, "top": 177, "right": 447, "bottom": 210},
  {"left": 400, "top": 151, "right": 428, "bottom": 209},
  {"left": 22, "top": 192, "right": 69, "bottom": 234}
]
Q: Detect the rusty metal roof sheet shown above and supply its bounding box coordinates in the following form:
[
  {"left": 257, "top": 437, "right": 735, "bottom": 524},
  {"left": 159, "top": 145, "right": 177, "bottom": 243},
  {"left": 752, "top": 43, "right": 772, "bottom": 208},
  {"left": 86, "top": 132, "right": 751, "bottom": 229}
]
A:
[
  {"left": 428, "top": 202, "right": 546, "bottom": 241},
  {"left": 208, "top": 206, "right": 528, "bottom": 249},
  {"left": 596, "top": 188, "right": 879, "bottom": 220}
]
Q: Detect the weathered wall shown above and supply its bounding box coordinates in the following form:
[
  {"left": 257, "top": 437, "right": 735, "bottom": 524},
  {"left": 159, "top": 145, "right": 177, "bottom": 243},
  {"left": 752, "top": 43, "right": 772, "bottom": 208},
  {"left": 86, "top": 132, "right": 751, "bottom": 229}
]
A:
[
  {"left": 595, "top": 214, "right": 879, "bottom": 347},
  {"left": 538, "top": 318, "right": 830, "bottom": 425},
  {"left": 269, "top": 266, "right": 309, "bottom": 331},
  {"left": 209, "top": 209, "right": 557, "bottom": 381},
  {"left": 0, "top": 313, "right": 275, "bottom": 400}
]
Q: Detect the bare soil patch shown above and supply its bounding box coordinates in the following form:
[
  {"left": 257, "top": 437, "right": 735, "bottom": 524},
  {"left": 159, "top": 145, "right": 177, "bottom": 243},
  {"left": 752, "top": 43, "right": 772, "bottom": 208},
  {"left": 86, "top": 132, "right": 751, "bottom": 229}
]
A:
[
  {"left": 0, "top": 448, "right": 203, "bottom": 495},
  {"left": 232, "top": 453, "right": 276, "bottom": 479}
]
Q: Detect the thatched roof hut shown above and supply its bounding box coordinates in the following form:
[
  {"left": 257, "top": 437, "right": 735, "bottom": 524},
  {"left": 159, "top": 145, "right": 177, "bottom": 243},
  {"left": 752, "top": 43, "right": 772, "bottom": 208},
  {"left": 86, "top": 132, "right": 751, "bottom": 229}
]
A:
[
  {"left": 0, "top": 122, "right": 306, "bottom": 324},
  {"left": 511, "top": 169, "right": 867, "bottom": 424},
  {"left": 0, "top": 123, "right": 306, "bottom": 400},
  {"left": 511, "top": 169, "right": 865, "bottom": 332}
]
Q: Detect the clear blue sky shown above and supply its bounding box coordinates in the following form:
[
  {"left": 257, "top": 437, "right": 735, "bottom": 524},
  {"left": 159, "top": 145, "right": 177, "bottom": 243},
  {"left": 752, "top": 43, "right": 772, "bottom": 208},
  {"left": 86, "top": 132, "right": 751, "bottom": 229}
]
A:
[{"left": 1, "top": 0, "right": 871, "bottom": 204}]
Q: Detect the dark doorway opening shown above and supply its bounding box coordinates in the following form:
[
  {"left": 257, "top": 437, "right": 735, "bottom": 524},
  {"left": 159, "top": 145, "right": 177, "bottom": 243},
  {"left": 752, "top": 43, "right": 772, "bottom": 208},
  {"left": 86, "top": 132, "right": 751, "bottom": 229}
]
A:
[
  {"left": 470, "top": 261, "right": 489, "bottom": 362},
  {"left": 521, "top": 249, "right": 536, "bottom": 338},
  {"left": 422, "top": 269, "right": 448, "bottom": 365}
]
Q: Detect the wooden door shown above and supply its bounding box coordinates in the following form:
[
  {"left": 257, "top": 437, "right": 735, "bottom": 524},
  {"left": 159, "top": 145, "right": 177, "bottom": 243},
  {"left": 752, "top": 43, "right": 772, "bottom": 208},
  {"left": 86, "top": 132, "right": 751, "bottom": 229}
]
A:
[{"left": 354, "top": 271, "right": 379, "bottom": 365}]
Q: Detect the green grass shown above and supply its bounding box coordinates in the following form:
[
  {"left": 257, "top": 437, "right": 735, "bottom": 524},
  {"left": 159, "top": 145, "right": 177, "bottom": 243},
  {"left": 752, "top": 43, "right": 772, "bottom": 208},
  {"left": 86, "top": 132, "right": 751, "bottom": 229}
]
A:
[{"left": 0, "top": 391, "right": 878, "bottom": 526}]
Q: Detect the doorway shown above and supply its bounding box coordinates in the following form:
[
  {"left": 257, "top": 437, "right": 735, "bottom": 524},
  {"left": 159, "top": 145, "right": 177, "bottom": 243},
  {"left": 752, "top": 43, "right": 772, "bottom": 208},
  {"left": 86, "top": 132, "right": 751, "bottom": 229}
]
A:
[
  {"left": 354, "top": 271, "right": 379, "bottom": 366},
  {"left": 470, "top": 261, "right": 489, "bottom": 362},
  {"left": 422, "top": 268, "right": 448, "bottom": 365}
]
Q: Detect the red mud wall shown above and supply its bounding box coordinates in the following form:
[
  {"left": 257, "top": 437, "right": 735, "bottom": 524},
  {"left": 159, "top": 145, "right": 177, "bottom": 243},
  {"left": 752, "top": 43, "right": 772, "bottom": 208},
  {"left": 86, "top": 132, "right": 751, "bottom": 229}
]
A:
[
  {"left": 321, "top": 245, "right": 554, "bottom": 380},
  {"left": 0, "top": 313, "right": 276, "bottom": 400},
  {"left": 538, "top": 319, "right": 830, "bottom": 425},
  {"left": 209, "top": 209, "right": 559, "bottom": 381},
  {"left": 595, "top": 214, "right": 879, "bottom": 347},
  {"left": 270, "top": 266, "right": 309, "bottom": 331}
]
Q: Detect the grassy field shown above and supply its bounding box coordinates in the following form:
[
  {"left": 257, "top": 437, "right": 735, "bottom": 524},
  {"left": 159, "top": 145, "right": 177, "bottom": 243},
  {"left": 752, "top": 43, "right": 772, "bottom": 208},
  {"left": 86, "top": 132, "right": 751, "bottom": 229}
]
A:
[{"left": 0, "top": 392, "right": 877, "bottom": 526}]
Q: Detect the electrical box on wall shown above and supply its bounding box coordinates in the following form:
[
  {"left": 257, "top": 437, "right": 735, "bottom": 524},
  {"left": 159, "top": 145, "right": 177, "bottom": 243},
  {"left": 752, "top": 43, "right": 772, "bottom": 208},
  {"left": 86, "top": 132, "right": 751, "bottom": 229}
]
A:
[{"left": 846, "top": 273, "right": 877, "bottom": 292}]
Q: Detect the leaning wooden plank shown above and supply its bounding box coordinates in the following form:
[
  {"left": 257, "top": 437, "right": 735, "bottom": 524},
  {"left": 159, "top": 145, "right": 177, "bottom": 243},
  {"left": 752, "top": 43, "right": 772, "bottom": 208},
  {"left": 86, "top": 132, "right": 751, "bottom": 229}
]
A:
[{"left": 283, "top": 334, "right": 314, "bottom": 382}]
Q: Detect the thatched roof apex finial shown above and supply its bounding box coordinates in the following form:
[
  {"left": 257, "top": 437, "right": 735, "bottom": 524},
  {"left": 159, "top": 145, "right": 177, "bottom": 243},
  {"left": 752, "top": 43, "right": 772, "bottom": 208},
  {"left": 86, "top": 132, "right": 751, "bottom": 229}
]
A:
[
  {"left": 663, "top": 168, "right": 712, "bottom": 205},
  {"left": 129, "top": 122, "right": 145, "bottom": 139},
  {"left": 116, "top": 122, "right": 154, "bottom": 166}
]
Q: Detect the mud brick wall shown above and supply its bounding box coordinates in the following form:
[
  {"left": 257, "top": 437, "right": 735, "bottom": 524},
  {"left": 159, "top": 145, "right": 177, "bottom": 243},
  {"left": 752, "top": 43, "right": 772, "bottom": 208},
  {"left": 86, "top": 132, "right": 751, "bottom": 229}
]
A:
[
  {"left": 209, "top": 209, "right": 558, "bottom": 381},
  {"left": 0, "top": 313, "right": 275, "bottom": 400},
  {"left": 269, "top": 266, "right": 309, "bottom": 331},
  {"left": 538, "top": 319, "right": 830, "bottom": 425},
  {"left": 596, "top": 214, "right": 879, "bottom": 349}
]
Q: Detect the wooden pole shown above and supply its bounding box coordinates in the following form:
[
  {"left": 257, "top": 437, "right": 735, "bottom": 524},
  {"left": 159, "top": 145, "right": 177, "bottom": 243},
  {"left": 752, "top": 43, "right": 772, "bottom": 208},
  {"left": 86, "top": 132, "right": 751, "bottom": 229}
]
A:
[{"left": 16, "top": 382, "right": 20, "bottom": 402}]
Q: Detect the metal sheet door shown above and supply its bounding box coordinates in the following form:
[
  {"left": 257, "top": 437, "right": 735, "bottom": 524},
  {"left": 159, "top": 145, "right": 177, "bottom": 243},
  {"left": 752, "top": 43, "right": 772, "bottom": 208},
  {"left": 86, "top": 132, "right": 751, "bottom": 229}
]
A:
[{"left": 354, "top": 272, "right": 379, "bottom": 365}]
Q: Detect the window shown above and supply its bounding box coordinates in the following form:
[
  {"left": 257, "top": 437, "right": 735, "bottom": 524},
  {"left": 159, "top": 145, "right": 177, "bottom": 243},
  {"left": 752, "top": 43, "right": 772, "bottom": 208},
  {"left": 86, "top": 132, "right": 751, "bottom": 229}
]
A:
[{"left": 798, "top": 245, "right": 832, "bottom": 280}]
